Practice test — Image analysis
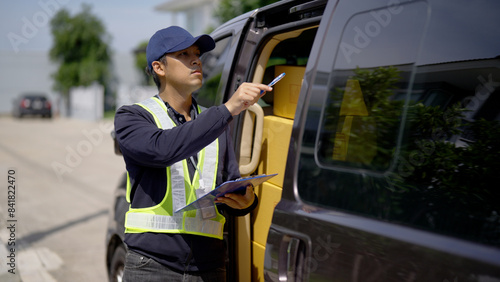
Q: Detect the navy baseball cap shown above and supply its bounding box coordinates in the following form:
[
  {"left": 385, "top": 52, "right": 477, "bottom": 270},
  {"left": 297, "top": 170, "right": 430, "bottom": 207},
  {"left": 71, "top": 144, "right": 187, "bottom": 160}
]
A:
[{"left": 146, "top": 26, "right": 215, "bottom": 71}]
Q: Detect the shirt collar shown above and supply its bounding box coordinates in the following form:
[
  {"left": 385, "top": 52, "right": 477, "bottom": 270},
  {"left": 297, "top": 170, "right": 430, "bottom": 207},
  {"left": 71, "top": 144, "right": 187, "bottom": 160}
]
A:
[{"left": 156, "top": 95, "right": 199, "bottom": 125}]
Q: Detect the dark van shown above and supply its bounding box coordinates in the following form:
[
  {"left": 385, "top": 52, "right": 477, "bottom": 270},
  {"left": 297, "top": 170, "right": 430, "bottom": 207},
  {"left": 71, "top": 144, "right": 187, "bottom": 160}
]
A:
[{"left": 106, "top": 0, "right": 500, "bottom": 281}]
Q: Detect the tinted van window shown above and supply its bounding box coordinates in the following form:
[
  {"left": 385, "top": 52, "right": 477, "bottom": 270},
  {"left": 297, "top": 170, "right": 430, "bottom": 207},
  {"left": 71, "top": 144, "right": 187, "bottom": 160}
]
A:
[
  {"left": 195, "top": 36, "right": 232, "bottom": 107},
  {"left": 298, "top": 0, "right": 500, "bottom": 247}
]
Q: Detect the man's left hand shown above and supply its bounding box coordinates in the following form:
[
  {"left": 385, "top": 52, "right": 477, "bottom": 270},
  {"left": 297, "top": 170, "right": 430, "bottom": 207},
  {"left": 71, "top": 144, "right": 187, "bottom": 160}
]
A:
[{"left": 214, "top": 185, "right": 255, "bottom": 209}]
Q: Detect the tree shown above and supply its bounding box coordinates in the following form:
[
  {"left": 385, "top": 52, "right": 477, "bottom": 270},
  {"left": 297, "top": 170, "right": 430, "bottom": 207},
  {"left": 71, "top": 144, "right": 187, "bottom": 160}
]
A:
[
  {"left": 133, "top": 40, "right": 153, "bottom": 86},
  {"left": 214, "top": 0, "right": 279, "bottom": 23},
  {"left": 49, "top": 4, "right": 112, "bottom": 111}
]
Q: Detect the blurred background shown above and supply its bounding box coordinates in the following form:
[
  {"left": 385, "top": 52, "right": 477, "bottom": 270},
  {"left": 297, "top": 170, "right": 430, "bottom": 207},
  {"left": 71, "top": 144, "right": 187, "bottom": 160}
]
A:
[
  {"left": 0, "top": 0, "right": 227, "bottom": 118},
  {"left": 0, "top": 1, "right": 275, "bottom": 281}
]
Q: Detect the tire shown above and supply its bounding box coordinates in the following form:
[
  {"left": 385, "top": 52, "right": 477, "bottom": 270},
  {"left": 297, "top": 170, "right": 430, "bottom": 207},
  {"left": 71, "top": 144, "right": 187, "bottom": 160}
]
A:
[{"left": 109, "top": 244, "right": 126, "bottom": 282}]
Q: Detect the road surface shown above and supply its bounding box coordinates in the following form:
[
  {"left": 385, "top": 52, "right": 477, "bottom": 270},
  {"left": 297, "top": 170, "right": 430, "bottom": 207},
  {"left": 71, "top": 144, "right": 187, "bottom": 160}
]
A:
[{"left": 0, "top": 116, "right": 125, "bottom": 282}]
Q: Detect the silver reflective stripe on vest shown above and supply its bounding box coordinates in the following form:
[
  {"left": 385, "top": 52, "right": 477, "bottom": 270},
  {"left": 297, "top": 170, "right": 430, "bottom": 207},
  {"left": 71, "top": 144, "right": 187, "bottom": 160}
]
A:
[
  {"left": 126, "top": 212, "right": 223, "bottom": 237},
  {"left": 184, "top": 216, "right": 223, "bottom": 237},
  {"left": 195, "top": 105, "right": 217, "bottom": 195},
  {"left": 139, "top": 97, "right": 186, "bottom": 212},
  {"left": 126, "top": 213, "right": 184, "bottom": 230},
  {"left": 199, "top": 138, "right": 217, "bottom": 194}
]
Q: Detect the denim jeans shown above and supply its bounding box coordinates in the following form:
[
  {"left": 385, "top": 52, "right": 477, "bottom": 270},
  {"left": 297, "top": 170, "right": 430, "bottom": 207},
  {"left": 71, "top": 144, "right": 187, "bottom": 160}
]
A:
[{"left": 123, "top": 249, "right": 227, "bottom": 282}]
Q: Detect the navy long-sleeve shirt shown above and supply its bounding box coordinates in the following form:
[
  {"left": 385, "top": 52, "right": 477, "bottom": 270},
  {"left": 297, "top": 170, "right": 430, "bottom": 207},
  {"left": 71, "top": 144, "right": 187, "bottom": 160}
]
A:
[{"left": 114, "top": 96, "right": 256, "bottom": 272}]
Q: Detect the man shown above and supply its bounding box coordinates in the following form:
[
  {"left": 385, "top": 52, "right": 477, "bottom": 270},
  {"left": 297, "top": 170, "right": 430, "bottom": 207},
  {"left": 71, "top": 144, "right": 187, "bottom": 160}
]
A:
[{"left": 114, "top": 26, "right": 272, "bottom": 281}]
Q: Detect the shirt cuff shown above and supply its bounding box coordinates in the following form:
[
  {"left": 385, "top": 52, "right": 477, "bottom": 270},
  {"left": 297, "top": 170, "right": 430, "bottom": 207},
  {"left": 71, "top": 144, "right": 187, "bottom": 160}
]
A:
[{"left": 218, "top": 105, "right": 234, "bottom": 123}]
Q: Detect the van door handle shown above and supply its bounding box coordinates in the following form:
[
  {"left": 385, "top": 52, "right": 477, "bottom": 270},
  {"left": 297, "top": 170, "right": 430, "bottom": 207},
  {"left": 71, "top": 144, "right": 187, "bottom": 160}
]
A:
[
  {"left": 278, "top": 235, "right": 304, "bottom": 282},
  {"left": 239, "top": 103, "right": 264, "bottom": 175},
  {"left": 234, "top": 76, "right": 242, "bottom": 91}
]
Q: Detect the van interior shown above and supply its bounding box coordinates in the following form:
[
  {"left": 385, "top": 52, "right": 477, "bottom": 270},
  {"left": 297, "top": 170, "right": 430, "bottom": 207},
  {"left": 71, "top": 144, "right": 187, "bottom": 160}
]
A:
[{"left": 235, "top": 26, "right": 318, "bottom": 280}]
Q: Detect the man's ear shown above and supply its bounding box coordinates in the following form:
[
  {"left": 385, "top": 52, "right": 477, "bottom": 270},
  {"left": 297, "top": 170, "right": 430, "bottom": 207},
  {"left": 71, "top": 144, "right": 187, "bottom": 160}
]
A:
[{"left": 152, "top": 61, "right": 166, "bottom": 77}]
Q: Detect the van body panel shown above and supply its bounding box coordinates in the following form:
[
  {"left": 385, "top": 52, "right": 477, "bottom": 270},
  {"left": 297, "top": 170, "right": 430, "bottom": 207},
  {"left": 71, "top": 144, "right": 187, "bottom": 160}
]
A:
[{"left": 264, "top": 0, "right": 500, "bottom": 281}]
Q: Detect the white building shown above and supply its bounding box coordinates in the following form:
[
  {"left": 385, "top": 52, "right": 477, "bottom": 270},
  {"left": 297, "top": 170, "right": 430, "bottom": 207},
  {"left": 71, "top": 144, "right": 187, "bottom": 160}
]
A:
[{"left": 154, "top": 0, "right": 220, "bottom": 36}]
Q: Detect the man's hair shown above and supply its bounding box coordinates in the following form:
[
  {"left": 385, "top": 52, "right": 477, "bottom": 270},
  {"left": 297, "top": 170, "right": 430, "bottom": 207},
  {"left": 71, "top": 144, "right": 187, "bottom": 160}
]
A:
[{"left": 146, "top": 54, "right": 167, "bottom": 90}]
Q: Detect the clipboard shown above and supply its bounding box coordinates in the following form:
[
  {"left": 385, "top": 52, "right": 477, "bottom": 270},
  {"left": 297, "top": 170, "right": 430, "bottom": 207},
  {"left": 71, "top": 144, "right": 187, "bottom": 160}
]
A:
[{"left": 175, "top": 173, "right": 277, "bottom": 213}]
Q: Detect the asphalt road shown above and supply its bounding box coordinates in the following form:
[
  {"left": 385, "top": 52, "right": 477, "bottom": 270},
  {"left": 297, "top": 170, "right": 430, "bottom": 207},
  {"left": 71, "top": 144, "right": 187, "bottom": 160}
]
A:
[{"left": 0, "top": 116, "right": 125, "bottom": 282}]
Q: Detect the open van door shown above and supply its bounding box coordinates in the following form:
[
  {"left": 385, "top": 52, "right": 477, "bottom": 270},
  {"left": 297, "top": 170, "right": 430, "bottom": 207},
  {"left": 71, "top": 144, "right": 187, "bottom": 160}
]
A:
[{"left": 208, "top": 1, "right": 331, "bottom": 281}]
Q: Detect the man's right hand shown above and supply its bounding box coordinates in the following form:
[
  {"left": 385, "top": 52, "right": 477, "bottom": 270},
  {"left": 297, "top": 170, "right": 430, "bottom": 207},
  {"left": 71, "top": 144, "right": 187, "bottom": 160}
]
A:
[{"left": 224, "top": 82, "right": 272, "bottom": 116}]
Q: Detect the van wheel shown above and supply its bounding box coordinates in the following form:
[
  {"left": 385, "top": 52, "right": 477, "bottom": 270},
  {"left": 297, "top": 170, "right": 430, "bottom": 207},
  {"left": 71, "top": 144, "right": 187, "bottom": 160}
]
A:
[{"left": 109, "top": 245, "right": 126, "bottom": 282}]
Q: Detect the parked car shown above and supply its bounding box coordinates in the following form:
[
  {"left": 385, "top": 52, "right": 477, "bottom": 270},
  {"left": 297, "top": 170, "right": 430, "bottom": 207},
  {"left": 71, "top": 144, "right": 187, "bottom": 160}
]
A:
[
  {"left": 105, "top": 169, "right": 128, "bottom": 282},
  {"left": 106, "top": 0, "right": 500, "bottom": 281},
  {"left": 13, "top": 93, "right": 52, "bottom": 118}
]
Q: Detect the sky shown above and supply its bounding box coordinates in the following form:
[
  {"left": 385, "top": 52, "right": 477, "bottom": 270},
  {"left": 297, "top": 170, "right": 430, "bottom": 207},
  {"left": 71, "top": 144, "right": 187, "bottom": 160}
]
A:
[{"left": 0, "top": 0, "right": 181, "bottom": 54}]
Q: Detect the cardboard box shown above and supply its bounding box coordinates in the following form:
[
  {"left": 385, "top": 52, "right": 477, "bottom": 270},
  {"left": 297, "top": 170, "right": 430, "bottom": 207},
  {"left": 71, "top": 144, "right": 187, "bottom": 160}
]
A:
[{"left": 273, "top": 65, "right": 305, "bottom": 119}]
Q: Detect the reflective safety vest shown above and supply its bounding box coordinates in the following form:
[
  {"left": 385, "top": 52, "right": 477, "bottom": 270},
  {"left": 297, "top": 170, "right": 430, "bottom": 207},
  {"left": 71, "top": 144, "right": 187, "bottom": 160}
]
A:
[{"left": 124, "top": 97, "right": 225, "bottom": 239}]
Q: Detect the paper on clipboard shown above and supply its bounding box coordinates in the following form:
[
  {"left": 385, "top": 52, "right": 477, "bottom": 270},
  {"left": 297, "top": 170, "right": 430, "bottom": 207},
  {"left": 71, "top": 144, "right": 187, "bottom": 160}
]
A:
[{"left": 174, "top": 173, "right": 277, "bottom": 213}]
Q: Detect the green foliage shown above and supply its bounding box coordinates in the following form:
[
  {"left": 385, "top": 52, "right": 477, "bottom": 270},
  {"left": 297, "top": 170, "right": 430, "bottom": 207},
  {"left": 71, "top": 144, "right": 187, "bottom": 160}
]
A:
[
  {"left": 134, "top": 41, "right": 148, "bottom": 72},
  {"left": 49, "top": 4, "right": 111, "bottom": 95},
  {"left": 354, "top": 66, "right": 401, "bottom": 111},
  {"left": 328, "top": 66, "right": 498, "bottom": 203},
  {"left": 303, "top": 65, "right": 499, "bottom": 244},
  {"left": 324, "top": 66, "right": 404, "bottom": 168},
  {"left": 354, "top": 66, "right": 404, "bottom": 163},
  {"left": 352, "top": 67, "right": 500, "bottom": 240},
  {"left": 408, "top": 102, "right": 464, "bottom": 141},
  {"left": 133, "top": 41, "right": 152, "bottom": 86},
  {"left": 214, "top": 0, "right": 279, "bottom": 23}
]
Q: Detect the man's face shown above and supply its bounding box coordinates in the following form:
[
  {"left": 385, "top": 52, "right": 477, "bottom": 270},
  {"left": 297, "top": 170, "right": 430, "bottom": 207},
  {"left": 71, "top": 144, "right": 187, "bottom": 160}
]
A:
[{"left": 161, "top": 45, "right": 203, "bottom": 94}]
